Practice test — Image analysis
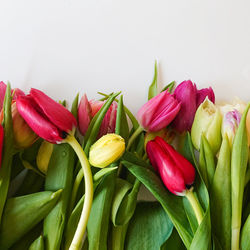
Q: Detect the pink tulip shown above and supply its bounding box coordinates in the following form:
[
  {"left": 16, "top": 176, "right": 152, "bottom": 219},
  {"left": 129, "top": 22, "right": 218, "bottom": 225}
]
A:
[
  {"left": 146, "top": 136, "right": 195, "bottom": 196},
  {"left": 137, "top": 90, "right": 181, "bottom": 132},
  {"left": 78, "top": 94, "right": 117, "bottom": 137},
  {"left": 0, "top": 82, "right": 25, "bottom": 110},
  {"left": 16, "top": 88, "right": 77, "bottom": 144},
  {"left": 173, "top": 80, "right": 215, "bottom": 133}
]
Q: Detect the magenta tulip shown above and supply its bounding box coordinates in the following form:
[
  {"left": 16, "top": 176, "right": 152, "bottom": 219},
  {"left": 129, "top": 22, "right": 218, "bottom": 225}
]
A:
[
  {"left": 16, "top": 88, "right": 77, "bottom": 144},
  {"left": 146, "top": 136, "right": 195, "bottom": 196},
  {"left": 137, "top": 90, "right": 181, "bottom": 132},
  {"left": 78, "top": 94, "right": 117, "bottom": 137},
  {"left": 196, "top": 87, "right": 215, "bottom": 107},
  {"left": 173, "top": 80, "right": 215, "bottom": 133}
]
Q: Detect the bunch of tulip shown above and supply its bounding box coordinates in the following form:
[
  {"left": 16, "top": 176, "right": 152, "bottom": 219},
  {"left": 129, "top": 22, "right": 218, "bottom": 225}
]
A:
[{"left": 0, "top": 64, "right": 249, "bottom": 250}]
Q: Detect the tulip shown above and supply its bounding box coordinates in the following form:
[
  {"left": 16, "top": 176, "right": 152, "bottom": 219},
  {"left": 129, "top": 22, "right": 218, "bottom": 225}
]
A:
[
  {"left": 146, "top": 136, "right": 203, "bottom": 224},
  {"left": 221, "top": 110, "right": 241, "bottom": 147},
  {"left": 16, "top": 88, "right": 93, "bottom": 250},
  {"left": 191, "top": 98, "right": 222, "bottom": 153},
  {"left": 78, "top": 94, "right": 117, "bottom": 137},
  {"left": 16, "top": 89, "right": 77, "bottom": 144},
  {"left": 146, "top": 136, "right": 195, "bottom": 195},
  {"left": 137, "top": 90, "right": 181, "bottom": 132},
  {"left": 196, "top": 87, "right": 215, "bottom": 107},
  {"left": 89, "top": 133, "right": 125, "bottom": 168},
  {"left": 172, "top": 80, "right": 215, "bottom": 133}
]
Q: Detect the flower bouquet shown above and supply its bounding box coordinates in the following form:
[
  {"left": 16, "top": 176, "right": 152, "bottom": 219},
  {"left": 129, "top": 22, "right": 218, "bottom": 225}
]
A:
[{"left": 0, "top": 63, "right": 249, "bottom": 250}]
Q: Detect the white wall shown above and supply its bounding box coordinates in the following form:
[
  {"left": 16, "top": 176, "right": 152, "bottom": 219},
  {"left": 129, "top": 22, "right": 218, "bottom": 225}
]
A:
[{"left": 0, "top": 0, "right": 250, "bottom": 113}]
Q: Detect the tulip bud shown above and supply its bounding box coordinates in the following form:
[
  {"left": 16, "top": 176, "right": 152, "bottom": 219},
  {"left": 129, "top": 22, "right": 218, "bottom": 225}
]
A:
[
  {"left": 221, "top": 110, "right": 241, "bottom": 147},
  {"left": 172, "top": 80, "right": 215, "bottom": 133},
  {"left": 11, "top": 102, "right": 38, "bottom": 148},
  {"left": 89, "top": 134, "right": 125, "bottom": 168},
  {"left": 146, "top": 136, "right": 195, "bottom": 196},
  {"left": 36, "top": 141, "right": 54, "bottom": 174},
  {"left": 78, "top": 94, "right": 117, "bottom": 137},
  {"left": 137, "top": 90, "right": 181, "bottom": 132},
  {"left": 191, "top": 98, "right": 222, "bottom": 153}
]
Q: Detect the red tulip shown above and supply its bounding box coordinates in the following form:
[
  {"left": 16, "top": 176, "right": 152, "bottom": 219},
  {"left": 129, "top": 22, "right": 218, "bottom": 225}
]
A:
[
  {"left": 137, "top": 90, "right": 181, "bottom": 132},
  {"left": 16, "top": 88, "right": 77, "bottom": 144},
  {"left": 78, "top": 94, "right": 117, "bottom": 137},
  {"left": 146, "top": 136, "right": 195, "bottom": 196},
  {"left": 172, "top": 80, "right": 215, "bottom": 133},
  {"left": 0, "top": 125, "right": 3, "bottom": 168}
]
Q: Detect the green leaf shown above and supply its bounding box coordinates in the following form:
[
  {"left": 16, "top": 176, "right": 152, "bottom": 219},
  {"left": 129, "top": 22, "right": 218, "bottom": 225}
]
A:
[
  {"left": 161, "top": 228, "right": 186, "bottom": 250},
  {"left": 43, "top": 143, "right": 75, "bottom": 250},
  {"left": 0, "top": 190, "right": 62, "bottom": 249},
  {"left": 87, "top": 171, "right": 116, "bottom": 250},
  {"left": 161, "top": 81, "right": 175, "bottom": 93},
  {"left": 122, "top": 160, "right": 193, "bottom": 249},
  {"left": 231, "top": 104, "right": 250, "bottom": 250},
  {"left": 241, "top": 214, "right": 250, "bottom": 250},
  {"left": 115, "top": 95, "right": 130, "bottom": 144},
  {"left": 71, "top": 93, "right": 79, "bottom": 120},
  {"left": 29, "top": 235, "right": 44, "bottom": 250},
  {"left": 199, "top": 135, "right": 215, "bottom": 189},
  {"left": 210, "top": 136, "right": 231, "bottom": 250},
  {"left": 148, "top": 61, "right": 158, "bottom": 100},
  {"left": 0, "top": 83, "right": 14, "bottom": 224},
  {"left": 125, "top": 202, "right": 173, "bottom": 250}
]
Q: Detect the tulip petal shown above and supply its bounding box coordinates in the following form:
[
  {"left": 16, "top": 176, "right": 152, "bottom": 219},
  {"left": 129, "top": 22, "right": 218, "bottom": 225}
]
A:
[
  {"left": 137, "top": 90, "right": 180, "bottom": 132},
  {"left": 0, "top": 82, "right": 7, "bottom": 111},
  {"left": 173, "top": 80, "right": 197, "bottom": 132},
  {"left": 30, "top": 88, "right": 77, "bottom": 133},
  {"left": 196, "top": 87, "right": 215, "bottom": 107},
  {"left": 16, "top": 96, "right": 62, "bottom": 143},
  {"left": 12, "top": 88, "right": 25, "bottom": 101},
  {"left": 155, "top": 137, "right": 195, "bottom": 185},
  {"left": 78, "top": 94, "right": 92, "bottom": 135},
  {"left": 0, "top": 125, "right": 4, "bottom": 168},
  {"left": 146, "top": 141, "right": 186, "bottom": 195}
]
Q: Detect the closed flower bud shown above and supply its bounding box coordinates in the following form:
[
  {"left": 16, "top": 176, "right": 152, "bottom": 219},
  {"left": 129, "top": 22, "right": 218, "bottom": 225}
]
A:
[
  {"left": 146, "top": 136, "right": 195, "bottom": 196},
  {"left": 191, "top": 98, "right": 222, "bottom": 153},
  {"left": 36, "top": 141, "right": 54, "bottom": 174},
  {"left": 89, "top": 134, "right": 125, "bottom": 168},
  {"left": 221, "top": 109, "right": 241, "bottom": 147},
  {"left": 137, "top": 90, "right": 181, "bottom": 132}
]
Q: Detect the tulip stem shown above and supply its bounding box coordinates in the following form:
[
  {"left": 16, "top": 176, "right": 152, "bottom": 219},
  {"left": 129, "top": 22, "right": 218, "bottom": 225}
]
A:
[
  {"left": 64, "top": 135, "right": 93, "bottom": 250},
  {"left": 127, "top": 126, "right": 144, "bottom": 150},
  {"left": 185, "top": 188, "right": 204, "bottom": 225}
]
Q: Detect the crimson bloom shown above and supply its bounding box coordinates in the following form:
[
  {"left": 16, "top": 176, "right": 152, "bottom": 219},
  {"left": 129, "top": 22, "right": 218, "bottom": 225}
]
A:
[
  {"left": 78, "top": 94, "right": 117, "bottom": 137},
  {"left": 16, "top": 88, "right": 77, "bottom": 144},
  {"left": 146, "top": 136, "right": 195, "bottom": 196},
  {"left": 172, "top": 80, "right": 215, "bottom": 133},
  {"left": 137, "top": 90, "right": 181, "bottom": 132}
]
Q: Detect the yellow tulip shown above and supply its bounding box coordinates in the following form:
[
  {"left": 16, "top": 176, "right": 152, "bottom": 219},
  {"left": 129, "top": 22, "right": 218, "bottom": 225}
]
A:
[{"left": 89, "top": 134, "right": 125, "bottom": 168}]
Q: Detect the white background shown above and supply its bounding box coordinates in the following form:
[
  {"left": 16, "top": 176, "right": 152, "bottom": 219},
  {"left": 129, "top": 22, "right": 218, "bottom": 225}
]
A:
[{"left": 0, "top": 0, "right": 250, "bottom": 113}]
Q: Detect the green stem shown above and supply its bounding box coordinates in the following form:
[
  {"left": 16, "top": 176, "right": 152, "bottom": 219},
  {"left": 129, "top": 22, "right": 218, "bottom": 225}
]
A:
[
  {"left": 185, "top": 188, "right": 204, "bottom": 225},
  {"left": 64, "top": 135, "right": 93, "bottom": 250},
  {"left": 69, "top": 169, "right": 84, "bottom": 215},
  {"left": 127, "top": 126, "right": 144, "bottom": 150},
  {"left": 231, "top": 227, "right": 240, "bottom": 250}
]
